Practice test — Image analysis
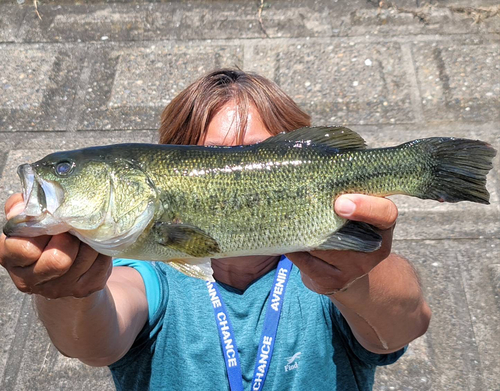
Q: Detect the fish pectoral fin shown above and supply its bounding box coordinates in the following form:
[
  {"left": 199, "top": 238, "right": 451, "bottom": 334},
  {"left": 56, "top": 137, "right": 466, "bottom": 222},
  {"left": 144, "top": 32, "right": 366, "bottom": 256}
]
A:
[
  {"left": 260, "top": 126, "right": 366, "bottom": 150},
  {"left": 167, "top": 258, "right": 215, "bottom": 281},
  {"left": 316, "top": 221, "right": 382, "bottom": 252},
  {"left": 153, "top": 222, "right": 221, "bottom": 257}
]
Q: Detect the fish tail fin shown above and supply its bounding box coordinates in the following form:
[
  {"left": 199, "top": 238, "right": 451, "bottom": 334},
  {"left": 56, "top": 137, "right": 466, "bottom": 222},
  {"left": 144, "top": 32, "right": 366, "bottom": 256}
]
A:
[{"left": 412, "top": 138, "right": 496, "bottom": 204}]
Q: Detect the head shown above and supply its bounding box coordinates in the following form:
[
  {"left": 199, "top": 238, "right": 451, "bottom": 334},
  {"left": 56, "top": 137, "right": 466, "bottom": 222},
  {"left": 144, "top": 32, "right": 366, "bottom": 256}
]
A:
[
  {"left": 159, "top": 68, "right": 311, "bottom": 146},
  {"left": 3, "top": 147, "right": 157, "bottom": 254}
]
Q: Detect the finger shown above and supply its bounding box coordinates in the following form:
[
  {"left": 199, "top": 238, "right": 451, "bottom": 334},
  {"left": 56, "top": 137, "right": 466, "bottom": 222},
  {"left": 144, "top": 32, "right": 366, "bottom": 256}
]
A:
[
  {"left": 286, "top": 252, "right": 350, "bottom": 294},
  {"left": 31, "top": 233, "right": 81, "bottom": 281},
  {"left": 1, "top": 234, "right": 51, "bottom": 268},
  {"left": 32, "top": 241, "right": 98, "bottom": 287},
  {"left": 4, "top": 193, "right": 24, "bottom": 217},
  {"left": 70, "top": 242, "right": 102, "bottom": 277},
  {"left": 73, "top": 254, "right": 113, "bottom": 298},
  {"left": 33, "top": 252, "right": 110, "bottom": 299},
  {"left": 286, "top": 252, "right": 341, "bottom": 278},
  {"left": 299, "top": 271, "right": 334, "bottom": 296},
  {"left": 335, "top": 194, "right": 398, "bottom": 230}
]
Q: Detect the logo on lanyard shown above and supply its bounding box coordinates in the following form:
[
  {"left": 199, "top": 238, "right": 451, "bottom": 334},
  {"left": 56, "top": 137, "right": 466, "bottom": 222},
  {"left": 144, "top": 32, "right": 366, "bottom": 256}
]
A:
[{"left": 207, "top": 256, "right": 293, "bottom": 391}]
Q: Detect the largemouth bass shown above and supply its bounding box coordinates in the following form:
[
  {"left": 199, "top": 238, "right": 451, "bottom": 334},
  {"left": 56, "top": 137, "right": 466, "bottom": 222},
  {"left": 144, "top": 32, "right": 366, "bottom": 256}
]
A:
[{"left": 3, "top": 127, "right": 496, "bottom": 280}]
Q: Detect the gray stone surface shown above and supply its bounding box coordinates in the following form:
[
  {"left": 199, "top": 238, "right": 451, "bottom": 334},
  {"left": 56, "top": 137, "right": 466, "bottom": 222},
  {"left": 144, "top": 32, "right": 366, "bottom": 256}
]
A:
[
  {"left": 17, "top": 4, "right": 144, "bottom": 43},
  {"left": 0, "top": 44, "right": 87, "bottom": 130},
  {"left": 268, "top": 41, "right": 415, "bottom": 125},
  {"left": 0, "top": 4, "right": 25, "bottom": 42},
  {"left": 0, "top": 1, "right": 499, "bottom": 390},
  {"left": 489, "top": 264, "right": 500, "bottom": 309},
  {"left": 78, "top": 42, "right": 243, "bottom": 130},
  {"left": 8, "top": 304, "right": 115, "bottom": 391},
  {"left": 4, "top": 1, "right": 500, "bottom": 44},
  {"left": 376, "top": 239, "right": 500, "bottom": 390},
  {"left": 413, "top": 40, "right": 500, "bottom": 123}
]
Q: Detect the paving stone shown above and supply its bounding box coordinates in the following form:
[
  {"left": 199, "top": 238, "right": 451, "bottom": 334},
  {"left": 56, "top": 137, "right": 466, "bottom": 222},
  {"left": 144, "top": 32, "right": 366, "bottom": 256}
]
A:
[
  {"left": 488, "top": 264, "right": 500, "bottom": 309},
  {"left": 10, "top": 313, "right": 114, "bottom": 391},
  {"left": 0, "top": 44, "right": 86, "bottom": 131},
  {"left": 375, "top": 334, "right": 436, "bottom": 390},
  {"left": 0, "top": 147, "right": 8, "bottom": 180},
  {"left": 0, "top": 264, "right": 113, "bottom": 390},
  {"left": 458, "top": 242, "right": 500, "bottom": 391},
  {"left": 77, "top": 43, "right": 243, "bottom": 130},
  {"left": 343, "top": 6, "right": 481, "bottom": 36},
  {"left": 9, "top": 0, "right": 492, "bottom": 43},
  {"left": 0, "top": 291, "right": 36, "bottom": 391},
  {"left": 2, "top": 0, "right": 417, "bottom": 43},
  {"left": 5, "top": 1, "right": 338, "bottom": 43},
  {"left": 374, "top": 239, "right": 500, "bottom": 390},
  {"left": 0, "top": 268, "right": 26, "bottom": 388},
  {"left": 251, "top": 41, "right": 414, "bottom": 125},
  {"left": 483, "top": 12, "right": 500, "bottom": 33},
  {"left": 17, "top": 4, "right": 144, "bottom": 43},
  {"left": 144, "top": 1, "right": 341, "bottom": 40},
  {"left": 343, "top": 1, "right": 500, "bottom": 36},
  {"left": 413, "top": 41, "right": 500, "bottom": 123},
  {"left": 144, "top": 3, "right": 265, "bottom": 40},
  {"left": 0, "top": 47, "right": 56, "bottom": 109},
  {"left": 429, "top": 0, "right": 500, "bottom": 6},
  {"left": 0, "top": 5, "right": 26, "bottom": 43}
]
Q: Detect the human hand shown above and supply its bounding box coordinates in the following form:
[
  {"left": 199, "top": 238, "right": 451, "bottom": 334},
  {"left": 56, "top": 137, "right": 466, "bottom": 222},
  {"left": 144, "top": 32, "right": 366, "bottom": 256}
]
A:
[
  {"left": 0, "top": 193, "right": 112, "bottom": 299},
  {"left": 286, "top": 194, "right": 397, "bottom": 295}
]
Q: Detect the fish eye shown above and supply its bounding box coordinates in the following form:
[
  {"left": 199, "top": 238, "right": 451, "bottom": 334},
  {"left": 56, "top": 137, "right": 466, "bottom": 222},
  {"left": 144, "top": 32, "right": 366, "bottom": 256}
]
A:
[{"left": 54, "top": 161, "right": 75, "bottom": 177}]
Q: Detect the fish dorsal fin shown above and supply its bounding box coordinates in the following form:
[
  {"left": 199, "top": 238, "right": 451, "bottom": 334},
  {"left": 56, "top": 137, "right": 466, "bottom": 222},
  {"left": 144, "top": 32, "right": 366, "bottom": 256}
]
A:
[{"left": 261, "top": 126, "right": 366, "bottom": 150}]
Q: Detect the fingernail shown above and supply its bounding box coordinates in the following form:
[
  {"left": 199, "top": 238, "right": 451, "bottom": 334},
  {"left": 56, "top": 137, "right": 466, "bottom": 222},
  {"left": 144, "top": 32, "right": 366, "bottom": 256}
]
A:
[
  {"left": 336, "top": 198, "right": 356, "bottom": 216},
  {"left": 6, "top": 203, "right": 25, "bottom": 220}
]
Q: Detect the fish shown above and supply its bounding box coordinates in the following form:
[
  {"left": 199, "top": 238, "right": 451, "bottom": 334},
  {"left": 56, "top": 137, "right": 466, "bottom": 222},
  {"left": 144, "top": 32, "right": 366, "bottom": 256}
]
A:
[{"left": 2, "top": 127, "right": 497, "bottom": 280}]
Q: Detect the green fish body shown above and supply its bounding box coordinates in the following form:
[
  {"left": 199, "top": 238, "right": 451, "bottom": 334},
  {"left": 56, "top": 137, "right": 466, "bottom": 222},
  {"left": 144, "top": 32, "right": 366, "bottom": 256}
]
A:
[{"left": 3, "top": 127, "right": 496, "bottom": 280}]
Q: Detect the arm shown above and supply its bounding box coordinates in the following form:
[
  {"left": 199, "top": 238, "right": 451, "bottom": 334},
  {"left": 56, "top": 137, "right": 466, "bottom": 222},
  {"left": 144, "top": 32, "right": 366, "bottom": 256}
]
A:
[
  {"left": 287, "top": 194, "right": 431, "bottom": 354},
  {"left": 0, "top": 194, "right": 148, "bottom": 366}
]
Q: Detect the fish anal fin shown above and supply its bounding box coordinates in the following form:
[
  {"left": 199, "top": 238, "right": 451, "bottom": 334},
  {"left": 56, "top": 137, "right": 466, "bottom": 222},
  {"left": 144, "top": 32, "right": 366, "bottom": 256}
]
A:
[
  {"left": 261, "top": 126, "right": 366, "bottom": 150},
  {"left": 167, "top": 257, "right": 214, "bottom": 281},
  {"left": 153, "top": 222, "right": 221, "bottom": 257},
  {"left": 316, "top": 221, "right": 382, "bottom": 252}
]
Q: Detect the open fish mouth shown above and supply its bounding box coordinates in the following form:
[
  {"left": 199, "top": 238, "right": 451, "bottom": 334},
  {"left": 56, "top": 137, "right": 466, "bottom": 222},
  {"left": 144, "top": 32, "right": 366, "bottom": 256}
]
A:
[
  {"left": 3, "top": 164, "right": 66, "bottom": 237},
  {"left": 21, "top": 164, "right": 45, "bottom": 217}
]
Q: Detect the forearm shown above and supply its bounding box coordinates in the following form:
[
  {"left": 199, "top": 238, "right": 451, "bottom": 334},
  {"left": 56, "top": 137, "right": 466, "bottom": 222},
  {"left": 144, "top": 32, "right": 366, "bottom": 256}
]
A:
[
  {"left": 33, "top": 267, "right": 148, "bottom": 367},
  {"left": 34, "top": 286, "right": 124, "bottom": 366},
  {"left": 330, "top": 253, "right": 431, "bottom": 353}
]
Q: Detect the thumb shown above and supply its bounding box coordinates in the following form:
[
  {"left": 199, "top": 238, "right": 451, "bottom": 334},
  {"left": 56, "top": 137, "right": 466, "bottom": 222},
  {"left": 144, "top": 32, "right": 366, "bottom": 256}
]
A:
[{"left": 5, "top": 193, "right": 25, "bottom": 219}]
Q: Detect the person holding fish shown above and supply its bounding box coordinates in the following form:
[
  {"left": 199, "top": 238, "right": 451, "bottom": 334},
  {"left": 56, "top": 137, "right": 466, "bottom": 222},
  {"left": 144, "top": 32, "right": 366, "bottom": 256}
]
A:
[{"left": 2, "top": 68, "right": 494, "bottom": 390}]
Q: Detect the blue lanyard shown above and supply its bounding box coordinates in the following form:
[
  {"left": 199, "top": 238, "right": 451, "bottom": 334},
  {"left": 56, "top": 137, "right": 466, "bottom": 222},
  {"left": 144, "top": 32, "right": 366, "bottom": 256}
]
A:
[{"left": 207, "top": 256, "right": 293, "bottom": 391}]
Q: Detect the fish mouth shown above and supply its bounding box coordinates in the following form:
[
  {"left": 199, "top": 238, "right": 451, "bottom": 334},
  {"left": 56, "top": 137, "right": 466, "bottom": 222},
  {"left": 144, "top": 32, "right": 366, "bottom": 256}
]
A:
[{"left": 3, "top": 164, "right": 67, "bottom": 237}]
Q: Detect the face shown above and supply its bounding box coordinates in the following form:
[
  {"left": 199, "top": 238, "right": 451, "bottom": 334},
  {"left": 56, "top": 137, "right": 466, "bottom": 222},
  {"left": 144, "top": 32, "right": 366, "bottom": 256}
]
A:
[{"left": 200, "top": 101, "right": 273, "bottom": 147}]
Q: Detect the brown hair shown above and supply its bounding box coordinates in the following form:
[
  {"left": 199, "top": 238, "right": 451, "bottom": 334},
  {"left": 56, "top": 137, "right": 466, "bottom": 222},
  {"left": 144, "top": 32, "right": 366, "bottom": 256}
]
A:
[{"left": 158, "top": 69, "right": 311, "bottom": 145}]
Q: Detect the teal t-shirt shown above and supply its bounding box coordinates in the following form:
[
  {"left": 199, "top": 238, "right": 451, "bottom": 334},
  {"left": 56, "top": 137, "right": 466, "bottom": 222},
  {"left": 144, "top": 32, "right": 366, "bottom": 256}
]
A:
[{"left": 109, "top": 259, "right": 405, "bottom": 391}]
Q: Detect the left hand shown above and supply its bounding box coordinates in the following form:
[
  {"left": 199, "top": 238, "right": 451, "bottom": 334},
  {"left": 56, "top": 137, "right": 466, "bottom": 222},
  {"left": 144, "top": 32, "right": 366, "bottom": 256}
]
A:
[{"left": 286, "top": 194, "right": 398, "bottom": 295}]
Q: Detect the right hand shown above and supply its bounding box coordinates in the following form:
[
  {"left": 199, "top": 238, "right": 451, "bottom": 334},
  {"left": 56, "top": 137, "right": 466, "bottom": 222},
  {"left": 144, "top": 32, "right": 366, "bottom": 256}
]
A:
[{"left": 0, "top": 193, "right": 113, "bottom": 299}]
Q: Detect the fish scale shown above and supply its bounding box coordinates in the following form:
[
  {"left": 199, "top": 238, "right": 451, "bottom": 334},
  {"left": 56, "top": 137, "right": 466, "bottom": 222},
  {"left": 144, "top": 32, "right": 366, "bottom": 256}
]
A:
[{"left": 3, "top": 127, "right": 496, "bottom": 281}]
